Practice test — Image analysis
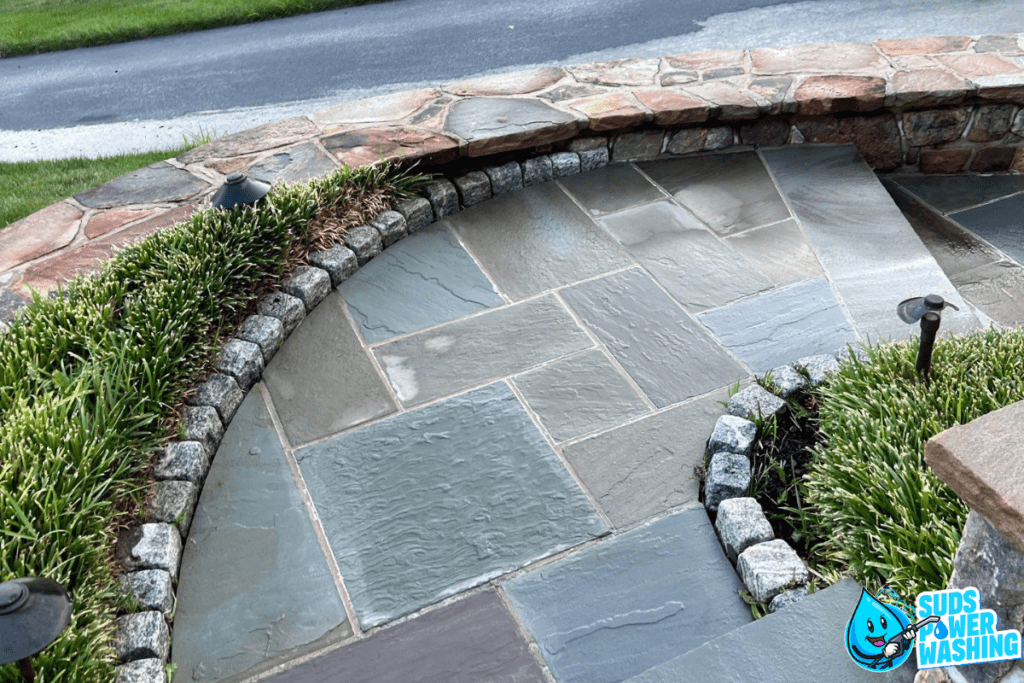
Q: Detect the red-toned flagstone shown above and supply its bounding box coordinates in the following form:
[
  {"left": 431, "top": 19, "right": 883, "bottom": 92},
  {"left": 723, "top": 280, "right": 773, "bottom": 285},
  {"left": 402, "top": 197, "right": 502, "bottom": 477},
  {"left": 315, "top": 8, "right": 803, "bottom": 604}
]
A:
[
  {"left": 311, "top": 89, "right": 440, "bottom": 128},
  {"left": 16, "top": 243, "right": 116, "bottom": 296},
  {"left": 751, "top": 43, "right": 887, "bottom": 74},
  {"left": 1014, "top": 148, "right": 1024, "bottom": 172},
  {"left": 874, "top": 35, "right": 971, "bottom": 56},
  {"left": 665, "top": 49, "right": 747, "bottom": 76},
  {"left": 445, "top": 68, "right": 565, "bottom": 96},
  {"left": 748, "top": 77, "right": 794, "bottom": 115},
  {"left": 97, "top": 204, "right": 201, "bottom": 248},
  {"left": 919, "top": 148, "right": 972, "bottom": 174},
  {"left": 204, "top": 156, "right": 257, "bottom": 175},
  {"left": 178, "top": 117, "right": 319, "bottom": 163},
  {"left": 888, "top": 69, "right": 972, "bottom": 108},
  {"left": 322, "top": 126, "right": 460, "bottom": 167},
  {"left": 0, "top": 202, "right": 82, "bottom": 272},
  {"left": 682, "top": 81, "right": 761, "bottom": 119},
  {"left": 632, "top": 89, "right": 710, "bottom": 126},
  {"left": 970, "top": 147, "right": 1017, "bottom": 172},
  {"left": 925, "top": 401, "right": 1024, "bottom": 554},
  {"left": 793, "top": 114, "right": 902, "bottom": 168},
  {"left": 935, "top": 53, "right": 1023, "bottom": 79},
  {"left": 794, "top": 75, "right": 886, "bottom": 115},
  {"left": 84, "top": 208, "right": 160, "bottom": 240},
  {"left": 568, "top": 93, "right": 649, "bottom": 131},
  {"left": 568, "top": 58, "right": 661, "bottom": 87}
]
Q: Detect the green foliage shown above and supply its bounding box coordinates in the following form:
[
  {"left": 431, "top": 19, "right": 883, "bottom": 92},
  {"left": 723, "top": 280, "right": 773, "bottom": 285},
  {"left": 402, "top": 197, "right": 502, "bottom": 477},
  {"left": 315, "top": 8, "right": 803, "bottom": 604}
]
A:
[
  {"left": 0, "top": 162, "right": 426, "bottom": 682},
  {"left": 803, "top": 328, "right": 1024, "bottom": 599}
]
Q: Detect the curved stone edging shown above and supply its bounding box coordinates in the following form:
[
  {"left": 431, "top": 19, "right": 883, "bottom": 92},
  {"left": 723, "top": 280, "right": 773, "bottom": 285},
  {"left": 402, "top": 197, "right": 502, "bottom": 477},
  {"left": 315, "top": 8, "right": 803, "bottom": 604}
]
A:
[{"left": 3, "top": 33, "right": 1024, "bottom": 325}]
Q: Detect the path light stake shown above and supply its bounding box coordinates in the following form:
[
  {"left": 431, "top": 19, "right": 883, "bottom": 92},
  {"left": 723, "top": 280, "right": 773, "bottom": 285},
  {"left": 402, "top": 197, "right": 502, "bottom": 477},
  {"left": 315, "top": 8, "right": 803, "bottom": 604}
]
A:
[
  {"left": 896, "top": 294, "right": 959, "bottom": 383},
  {"left": 0, "top": 578, "right": 73, "bottom": 682}
]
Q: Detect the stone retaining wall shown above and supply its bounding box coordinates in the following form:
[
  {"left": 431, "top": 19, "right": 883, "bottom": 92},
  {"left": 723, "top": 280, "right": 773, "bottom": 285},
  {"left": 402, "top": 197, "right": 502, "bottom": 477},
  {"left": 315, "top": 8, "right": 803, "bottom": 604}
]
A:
[{"left": 2, "top": 34, "right": 1024, "bottom": 324}]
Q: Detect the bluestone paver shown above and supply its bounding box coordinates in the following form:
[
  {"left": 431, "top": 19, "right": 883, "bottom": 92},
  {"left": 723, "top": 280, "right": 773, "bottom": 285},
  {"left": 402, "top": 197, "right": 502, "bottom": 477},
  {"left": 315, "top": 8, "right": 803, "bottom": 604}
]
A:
[
  {"left": 73, "top": 162, "right": 209, "bottom": 208},
  {"left": 597, "top": 201, "right": 771, "bottom": 312},
  {"left": 172, "top": 389, "right": 349, "bottom": 683},
  {"left": 951, "top": 193, "right": 1024, "bottom": 265},
  {"left": 337, "top": 223, "right": 503, "bottom": 344},
  {"left": 698, "top": 277, "right": 857, "bottom": 373},
  {"left": 762, "top": 145, "right": 979, "bottom": 340},
  {"left": 951, "top": 260, "right": 1024, "bottom": 326},
  {"left": 372, "top": 295, "right": 593, "bottom": 407},
  {"left": 622, "top": 579, "right": 915, "bottom": 683},
  {"left": 725, "top": 218, "right": 824, "bottom": 286},
  {"left": 561, "top": 269, "right": 746, "bottom": 407},
  {"left": 639, "top": 151, "right": 791, "bottom": 235},
  {"left": 558, "top": 163, "right": 665, "bottom": 215},
  {"left": 502, "top": 506, "right": 751, "bottom": 683},
  {"left": 262, "top": 292, "right": 396, "bottom": 446},
  {"left": 511, "top": 349, "right": 649, "bottom": 443},
  {"left": 561, "top": 389, "right": 729, "bottom": 528},
  {"left": 294, "top": 382, "right": 608, "bottom": 628},
  {"left": 264, "top": 590, "right": 546, "bottom": 683},
  {"left": 889, "top": 173, "right": 1024, "bottom": 214},
  {"left": 444, "top": 182, "right": 632, "bottom": 301}
]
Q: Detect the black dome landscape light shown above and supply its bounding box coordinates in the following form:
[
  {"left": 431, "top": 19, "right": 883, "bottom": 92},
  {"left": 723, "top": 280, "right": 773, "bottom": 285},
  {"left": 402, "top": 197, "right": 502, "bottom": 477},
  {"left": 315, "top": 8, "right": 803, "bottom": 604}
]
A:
[
  {"left": 211, "top": 172, "right": 272, "bottom": 210},
  {"left": 897, "top": 294, "right": 959, "bottom": 381},
  {"left": 0, "top": 578, "right": 73, "bottom": 682}
]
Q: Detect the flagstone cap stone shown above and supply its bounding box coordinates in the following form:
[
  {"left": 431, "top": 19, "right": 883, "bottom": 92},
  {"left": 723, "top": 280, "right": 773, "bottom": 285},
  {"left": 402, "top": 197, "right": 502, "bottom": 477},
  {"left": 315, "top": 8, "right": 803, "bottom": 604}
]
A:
[
  {"left": 925, "top": 401, "right": 1024, "bottom": 554},
  {"left": 444, "top": 97, "right": 583, "bottom": 156},
  {"left": 0, "top": 201, "right": 81, "bottom": 272},
  {"left": 74, "top": 163, "right": 210, "bottom": 209},
  {"left": 444, "top": 67, "right": 565, "bottom": 96}
]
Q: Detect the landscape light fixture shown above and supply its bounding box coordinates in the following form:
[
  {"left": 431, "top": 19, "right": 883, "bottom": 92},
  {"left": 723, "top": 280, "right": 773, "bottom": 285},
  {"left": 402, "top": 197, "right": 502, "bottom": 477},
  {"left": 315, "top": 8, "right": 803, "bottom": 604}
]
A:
[
  {"left": 0, "top": 577, "right": 73, "bottom": 682},
  {"left": 211, "top": 172, "right": 271, "bottom": 210},
  {"left": 897, "top": 294, "right": 959, "bottom": 381}
]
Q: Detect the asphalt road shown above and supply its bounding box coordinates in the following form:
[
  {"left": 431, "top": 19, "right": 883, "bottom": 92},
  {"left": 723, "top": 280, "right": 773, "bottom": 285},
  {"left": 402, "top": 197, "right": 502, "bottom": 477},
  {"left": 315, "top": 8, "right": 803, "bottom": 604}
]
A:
[{"left": 2, "top": 0, "right": 1023, "bottom": 160}]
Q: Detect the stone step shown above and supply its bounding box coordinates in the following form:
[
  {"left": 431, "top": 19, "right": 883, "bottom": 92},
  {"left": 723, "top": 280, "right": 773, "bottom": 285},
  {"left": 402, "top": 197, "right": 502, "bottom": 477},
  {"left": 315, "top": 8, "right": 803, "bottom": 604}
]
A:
[
  {"left": 621, "top": 578, "right": 915, "bottom": 683},
  {"left": 761, "top": 145, "right": 980, "bottom": 342}
]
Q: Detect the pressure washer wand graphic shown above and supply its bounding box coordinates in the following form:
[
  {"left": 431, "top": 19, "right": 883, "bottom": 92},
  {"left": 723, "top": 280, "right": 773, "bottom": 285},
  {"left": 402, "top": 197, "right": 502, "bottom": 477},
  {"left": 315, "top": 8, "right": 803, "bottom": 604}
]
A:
[{"left": 883, "top": 615, "right": 942, "bottom": 660}]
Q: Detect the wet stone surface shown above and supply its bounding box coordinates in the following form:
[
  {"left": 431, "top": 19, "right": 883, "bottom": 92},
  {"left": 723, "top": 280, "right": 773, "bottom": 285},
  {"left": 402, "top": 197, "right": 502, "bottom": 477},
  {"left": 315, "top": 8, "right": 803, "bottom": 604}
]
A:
[
  {"left": 445, "top": 182, "right": 632, "bottom": 302},
  {"left": 724, "top": 219, "right": 824, "bottom": 287},
  {"left": 562, "top": 269, "right": 746, "bottom": 407},
  {"left": 951, "top": 260, "right": 1024, "bottom": 326},
  {"left": 889, "top": 173, "right": 1024, "bottom": 214},
  {"left": 597, "top": 201, "right": 772, "bottom": 312},
  {"left": 294, "top": 382, "right": 607, "bottom": 629},
  {"left": 373, "top": 295, "right": 592, "bottom": 408},
  {"left": 444, "top": 97, "right": 581, "bottom": 155},
  {"left": 263, "top": 292, "right": 396, "bottom": 446},
  {"left": 639, "top": 152, "right": 791, "bottom": 236},
  {"left": 561, "top": 389, "right": 728, "bottom": 528},
  {"left": 338, "top": 223, "right": 503, "bottom": 344},
  {"left": 172, "top": 390, "right": 349, "bottom": 683},
  {"left": 951, "top": 193, "right": 1024, "bottom": 265},
  {"left": 503, "top": 506, "right": 750, "bottom": 683},
  {"left": 558, "top": 163, "right": 665, "bottom": 215},
  {"left": 511, "top": 349, "right": 649, "bottom": 443},
  {"left": 245, "top": 142, "right": 337, "bottom": 185},
  {"left": 74, "top": 163, "right": 209, "bottom": 208}
]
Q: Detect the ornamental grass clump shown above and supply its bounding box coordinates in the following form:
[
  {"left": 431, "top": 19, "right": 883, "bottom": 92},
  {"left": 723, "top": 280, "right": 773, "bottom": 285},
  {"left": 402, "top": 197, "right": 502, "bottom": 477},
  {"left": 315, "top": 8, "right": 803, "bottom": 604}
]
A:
[
  {"left": 0, "top": 162, "right": 426, "bottom": 683},
  {"left": 804, "top": 327, "right": 1024, "bottom": 600}
]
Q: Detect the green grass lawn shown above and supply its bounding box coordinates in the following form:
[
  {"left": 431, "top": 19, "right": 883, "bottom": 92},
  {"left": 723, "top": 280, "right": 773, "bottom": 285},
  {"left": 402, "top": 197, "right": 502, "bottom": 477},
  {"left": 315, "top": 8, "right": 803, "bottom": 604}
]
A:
[
  {"left": 1, "top": 0, "right": 389, "bottom": 58},
  {"left": 0, "top": 162, "right": 427, "bottom": 683}
]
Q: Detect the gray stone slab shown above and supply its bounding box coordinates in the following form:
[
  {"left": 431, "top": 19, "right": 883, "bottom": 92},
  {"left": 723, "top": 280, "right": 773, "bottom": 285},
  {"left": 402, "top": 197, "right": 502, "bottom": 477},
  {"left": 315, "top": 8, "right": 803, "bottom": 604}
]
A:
[
  {"left": 246, "top": 142, "right": 337, "bottom": 185},
  {"left": 726, "top": 218, "right": 825, "bottom": 287},
  {"left": 338, "top": 223, "right": 503, "bottom": 344},
  {"left": 373, "top": 295, "right": 592, "bottom": 408},
  {"left": 597, "top": 201, "right": 772, "bottom": 312},
  {"left": 172, "top": 390, "right": 349, "bottom": 683},
  {"left": 951, "top": 193, "right": 1024, "bottom": 265},
  {"left": 295, "top": 382, "right": 607, "bottom": 628},
  {"left": 561, "top": 269, "right": 746, "bottom": 408},
  {"left": 698, "top": 276, "right": 858, "bottom": 374},
  {"left": 558, "top": 163, "right": 665, "bottom": 215},
  {"left": 889, "top": 174, "right": 1024, "bottom": 214},
  {"left": 512, "top": 349, "right": 649, "bottom": 443},
  {"left": 264, "top": 590, "right": 545, "bottom": 683},
  {"left": 623, "top": 579, "right": 915, "bottom": 683},
  {"left": 444, "top": 182, "right": 633, "bottom": 302},
  {"left": 502, "top": 506, "right": 750, "bottom": 683},
  {"left": 639, "top": 152, "right": 791, "bottom": 236},
  {"left": 263, "top": 292, "right": 396, "bottom": 446},
  {"left": 951, "top": 260, "right": 1024, "bottom": 327},
  {"left": 444, "top": 97, "right": 580, "bottom": 152},
  {"left": 561, "top": 389, "right": 729, "bottom": 528},
  {"left": 762, "top": 145, "right": 979, "bottom": 341},
  {"left": 74, "top": 162, "right": 209, "bottom": 208},
  {"left": 883, "top": 179, "right": 1002, "bottom": 278}
]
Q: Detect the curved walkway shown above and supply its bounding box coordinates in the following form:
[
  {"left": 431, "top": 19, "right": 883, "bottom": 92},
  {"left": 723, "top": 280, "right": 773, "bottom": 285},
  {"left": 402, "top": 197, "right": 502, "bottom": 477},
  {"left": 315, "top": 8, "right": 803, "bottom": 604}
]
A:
[{"left": 169, "top": 141, "right": 1021, "bottom": 683}]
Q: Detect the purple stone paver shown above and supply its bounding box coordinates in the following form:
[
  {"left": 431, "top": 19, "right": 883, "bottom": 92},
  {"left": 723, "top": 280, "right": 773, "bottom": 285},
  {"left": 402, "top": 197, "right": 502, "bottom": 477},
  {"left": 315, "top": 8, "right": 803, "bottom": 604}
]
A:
[{"left": 265, "top": 590, "right": 545, "bottom": 683}]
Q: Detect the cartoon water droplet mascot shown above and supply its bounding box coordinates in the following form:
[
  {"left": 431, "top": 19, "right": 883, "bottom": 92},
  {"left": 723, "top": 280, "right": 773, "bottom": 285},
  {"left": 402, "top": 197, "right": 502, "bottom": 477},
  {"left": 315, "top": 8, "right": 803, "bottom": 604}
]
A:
[{"left": 845, "top": 589, "right": 940, "bottom": 671}]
